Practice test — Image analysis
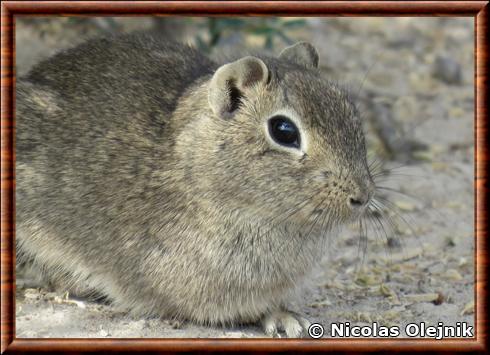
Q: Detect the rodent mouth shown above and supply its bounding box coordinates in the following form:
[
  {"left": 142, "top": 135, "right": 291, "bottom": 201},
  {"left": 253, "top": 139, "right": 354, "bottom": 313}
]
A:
[{"left": 350, "top": 207, "right": 369, "bottom": 221}]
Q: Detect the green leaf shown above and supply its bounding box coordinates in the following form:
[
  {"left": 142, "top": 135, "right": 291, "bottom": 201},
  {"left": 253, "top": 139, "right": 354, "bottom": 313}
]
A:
[
  {"left": 249, "top": 27, "right": 275, "bottom": 35},
  {"left": 281, "top": 19, "right": 306, "bottom": 28},
  {"left": 195, "top": 35, "right": 209, "bottom": 53},
  {"left": 264, "top": 35, "right": 274, "bottom": 50},
  {"left": 215, "top": 18, "right": 246, "bottom": 30},
  {"left": 277, "top": 31, "right": 294, "bottom": 45}
]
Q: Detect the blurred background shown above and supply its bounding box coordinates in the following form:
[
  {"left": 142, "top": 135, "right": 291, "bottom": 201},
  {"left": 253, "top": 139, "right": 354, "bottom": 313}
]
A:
[
  {"left": 16, "top": 17, "right": 474, "bottom": 338},
  {"left": 16, "top": 17, "right": 474, "bottom": 163}
]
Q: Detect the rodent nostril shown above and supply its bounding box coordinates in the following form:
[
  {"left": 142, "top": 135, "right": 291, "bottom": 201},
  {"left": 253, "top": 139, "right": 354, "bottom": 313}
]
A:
[{"left": 349, "top": 197, "right": 365, "bottom": 208}]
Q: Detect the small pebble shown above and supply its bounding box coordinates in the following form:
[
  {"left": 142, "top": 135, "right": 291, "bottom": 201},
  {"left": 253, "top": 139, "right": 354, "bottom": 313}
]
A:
[
  {"left": 24, "top": 289, "right": 40, "bottom": 300},
  {"left": 394, "top": 200, "right": 417, "bottom": 212},
  {"left": 444, "top": 269, "right": 463, "bottom": 281},
  {"left": 458, "top": 257, "right": 469, "bottom": 267},
  {"left": 460, "top": 301, "right": 474, "bottom": 316},
  {"left": 445, "top": 236, "right": 457, "bottom": 247},
  {"left": 432, "top": 55, "right": 462, "bottom": 85},
  {"left": 387, "top": 237, "right": 402, "bottom": 249},
  {"left": 309, "top": 299, "right": 332, "bottom": 308},
  {"left": 404, "top": 292, "right": 442, "bottom": 304}
]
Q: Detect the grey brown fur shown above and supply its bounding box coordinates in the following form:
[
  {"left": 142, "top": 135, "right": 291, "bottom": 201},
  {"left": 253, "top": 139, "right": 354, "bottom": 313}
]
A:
[{"left": 16, "top": 33, "right": 374, "bottom": 337}]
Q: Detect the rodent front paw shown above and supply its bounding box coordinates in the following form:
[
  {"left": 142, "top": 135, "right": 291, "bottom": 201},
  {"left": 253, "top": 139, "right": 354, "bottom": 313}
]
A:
[{"left": 261, "top": 310, "right": 311, "bottom": 338}]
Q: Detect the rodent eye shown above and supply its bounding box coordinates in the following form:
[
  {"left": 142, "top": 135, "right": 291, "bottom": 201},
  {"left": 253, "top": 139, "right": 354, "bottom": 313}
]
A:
[{"left": 268, "top": 116, "right": 300, "bottom": 148}]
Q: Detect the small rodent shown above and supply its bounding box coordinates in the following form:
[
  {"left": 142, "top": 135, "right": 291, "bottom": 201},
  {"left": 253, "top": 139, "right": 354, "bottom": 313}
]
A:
[{"left": 16, "top": 33, "right": 375, "bottom": 337}]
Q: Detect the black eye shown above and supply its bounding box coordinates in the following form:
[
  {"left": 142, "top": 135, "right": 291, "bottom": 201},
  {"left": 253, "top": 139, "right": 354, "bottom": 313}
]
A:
[{"left": 268, "top": 116, "right": 300, "bottom": 148}]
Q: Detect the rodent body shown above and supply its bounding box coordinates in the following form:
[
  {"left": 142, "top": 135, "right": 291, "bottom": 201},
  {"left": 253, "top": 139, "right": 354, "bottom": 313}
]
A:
[{"left": 16, "top": 33, "right": 374, "bottom": 336}]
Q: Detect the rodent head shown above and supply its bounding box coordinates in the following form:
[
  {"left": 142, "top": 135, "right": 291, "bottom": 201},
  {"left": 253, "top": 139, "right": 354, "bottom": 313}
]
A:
[{"left": 176, "top": 42, "right": 375, "bottom": 232}]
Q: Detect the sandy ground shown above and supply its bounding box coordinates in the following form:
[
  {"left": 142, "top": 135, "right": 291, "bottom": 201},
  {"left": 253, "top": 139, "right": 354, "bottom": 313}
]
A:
[{"left": 15, "top": 17, "right": 474, "bottom": 338}]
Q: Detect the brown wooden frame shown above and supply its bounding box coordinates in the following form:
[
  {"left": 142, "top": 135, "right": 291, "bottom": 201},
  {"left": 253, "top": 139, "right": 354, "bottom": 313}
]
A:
[{"left": 1, "top": 1, "right": 488, "bottom": 353}]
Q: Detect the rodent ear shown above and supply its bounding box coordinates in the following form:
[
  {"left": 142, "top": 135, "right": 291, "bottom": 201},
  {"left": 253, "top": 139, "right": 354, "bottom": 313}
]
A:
[
  {"left": 208, "top": 56, "right": 269, "bottom": 119},
  {"left": 278, "top": 42, "right": 319, "bottom": 69}
]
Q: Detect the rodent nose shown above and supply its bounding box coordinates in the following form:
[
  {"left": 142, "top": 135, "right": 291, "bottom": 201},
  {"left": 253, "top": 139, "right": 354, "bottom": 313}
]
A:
[
  {"left": 347, "top": 179, "right": 375, "bottom": 211},
  {"left": 348, "top": 193, "right": 370, "bottom": 210}
]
